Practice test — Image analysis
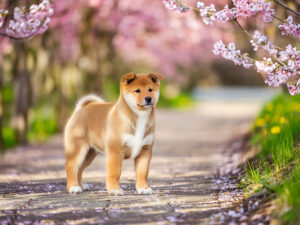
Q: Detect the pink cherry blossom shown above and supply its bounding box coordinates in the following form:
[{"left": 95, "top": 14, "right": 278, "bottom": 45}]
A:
[
  {"left": 287, "top": 80, "right": 300, "bottom": 96},
  {"left": 279, "top": 45, "right": 300, "bottom": 72},
  {"left": 255, "top": 58, "right": 290, "bottom": 87},
  {"left": 250, "top": 31, "right": 277, "bottom": 55},
  {"left": 196, "top": 0, "right": 274, "bottom": 25},
  {"left": 196, "top": 2, "right": 216, "bottom": 25},
  {"left": 213, "top": 40, "right": 253, "bottom": 69},
  {"left": 213, "top": 40, "right": 299, "bottom": 95},
  {"left": 163, "top": 0, "right": 190, "bottom": 13},
  {"left": 278, "top": 16, "right": 300, "bottom": 39}
]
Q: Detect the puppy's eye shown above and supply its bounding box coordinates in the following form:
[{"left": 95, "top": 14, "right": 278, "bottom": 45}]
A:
[
  {"left": 134, "top": 89, "right": 141, "bottom": 93},
  {"left": 149, "top": 89, "right": 153, "bottom": 92}
]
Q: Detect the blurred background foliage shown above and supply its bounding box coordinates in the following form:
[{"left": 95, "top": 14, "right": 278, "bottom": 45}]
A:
[{"left": 0, "top": 0, "right": 299, "bottom": 150}]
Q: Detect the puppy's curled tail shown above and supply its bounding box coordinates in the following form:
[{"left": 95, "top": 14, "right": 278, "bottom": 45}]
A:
[{"left": 75, "top": 94, "right": 104, "bottom": 112}]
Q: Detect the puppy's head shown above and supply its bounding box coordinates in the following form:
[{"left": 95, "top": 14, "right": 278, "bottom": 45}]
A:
[{"left": 121, "top": 72, "right": 163, "bottom": 112}]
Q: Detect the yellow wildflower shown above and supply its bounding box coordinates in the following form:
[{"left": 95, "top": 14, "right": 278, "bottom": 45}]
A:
[
  {"left": 271, "top": 126, "right": 280, "bottom": 134},
  {"left": 263, "top": 129, "right": 267, "bottom": 136},
  {"left": 279, "top": 117, "right": 286, "bottom": 124},
  {"left": 255, "top": 118, "right": 265, "bottom": 127}
]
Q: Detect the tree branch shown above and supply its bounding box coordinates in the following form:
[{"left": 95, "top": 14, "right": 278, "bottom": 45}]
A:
[
  {"left": 272, "top": 15, "right": 285, "bottom": 22},
  {"left": 0, "top": 31, "right": 34, "bottom": 40},
  {"left": 273, "top": 0, "right": 300, "bottom": 16},
  {"left": 233, "top": 19, "right": 287, "bottom": 67}
]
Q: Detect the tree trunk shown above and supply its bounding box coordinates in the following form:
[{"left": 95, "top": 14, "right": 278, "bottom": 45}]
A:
[
  {"left": 58, "top": 87, "right": 68, "bottom": 131},
  {"left": 0, "top": 70, "right": 3, "bottom": 150},
  {"left": 12, "top": 42, "right": 32, "bottom": 145}
]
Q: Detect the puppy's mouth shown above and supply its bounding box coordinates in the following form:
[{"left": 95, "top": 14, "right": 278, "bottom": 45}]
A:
[{"left": 137, "top": 103, "right": 153, "bottom": 109}]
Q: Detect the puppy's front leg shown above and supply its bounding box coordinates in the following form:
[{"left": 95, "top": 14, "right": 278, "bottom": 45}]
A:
[
  {"left": 135, "top": 146, "right": 152, "bottom": 195},
  {"left": 106, "top": 143, "right": 124, "bottom": 195}
]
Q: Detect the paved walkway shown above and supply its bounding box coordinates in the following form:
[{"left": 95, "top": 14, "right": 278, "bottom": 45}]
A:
[{"left": 0, "top": 100, "right": 262, "bottom": 224}]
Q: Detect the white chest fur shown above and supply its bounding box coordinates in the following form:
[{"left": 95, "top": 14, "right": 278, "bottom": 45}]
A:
[{"left": 123, "top": 113, "right": 154, "bottom": 159}]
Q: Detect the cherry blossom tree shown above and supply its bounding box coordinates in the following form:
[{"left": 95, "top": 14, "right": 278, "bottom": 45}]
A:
[
  {"left": 163, "top": 0, "right": 300, "bottom": 95},
  {"left": 0, "top": 0, "right": 53, "bottom": 147},
  {"left": 47, "top": 0, "right": 227, "bottom": 77}
]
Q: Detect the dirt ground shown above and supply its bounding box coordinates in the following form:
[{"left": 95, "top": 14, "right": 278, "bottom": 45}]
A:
[{"left": 0, "top": 100, "right": 263, "bottom": 224}]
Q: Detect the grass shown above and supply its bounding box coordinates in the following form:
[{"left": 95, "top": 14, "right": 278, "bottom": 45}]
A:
[
  {"left": 27, "top": 102, "right": 59, "bottom": 143},
  {"left": 242, "top": 94, "right": 300, "bottom": 224},
  {"left": 276, "top": 164, "right": 300, "bottom": 223},
  {"left": 156, "top": 82, "right": 194, "bottom": 109},
  {"left": 2, "top": 97, "right": 59, "bottom": 150}
]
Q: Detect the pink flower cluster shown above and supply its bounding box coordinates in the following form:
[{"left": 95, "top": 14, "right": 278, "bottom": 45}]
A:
[
  {"left": 195, "top": 0, "right": 274, "bottom": 25},
  {"left": 252, "top": 40, "right": 299, "bottom": 95},
  {"left": 0, "top": 9, "right": 8, "bottom": 28},
  {"left": 0, "top": 0, "right": 53, "bottom": 39},
  {"left": 162, "top": 0, "right": 190, "bottom": 13},
  {"left": 251, "top": 31, "right": 277, "bottom": 55},
  {"left": 287, "top": 80, "right": 300, "bottom": 96},
  {"left": 213, "top": 40, "right": 253, "bottom": 69},
  {"left": 214, "top": 39, "right": 300, "bottom": 95},
  {"left": 255, "top": 58, "right": 294, "bottom": 88},
  {"left": 251, "top": 31, "right": 299, "bottom": 75},
  {"left": 196, "top": 2, "right": 217, "bottom": 25},
  {"left": 278, "top": 16, "right": 300, "bottom": 39},
  {"left": 233, "top": 0, "right": 274, "bottom": 22},
  {"left": 279, "top": 44, "right": 300, "bottom": 66}
]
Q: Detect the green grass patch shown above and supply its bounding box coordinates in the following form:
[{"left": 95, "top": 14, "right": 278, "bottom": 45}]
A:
[
  {"left": 2, "top": 127, "right": 17, "bottom": 149},
  {"left": 1, "top": 101, "right": 59, "bottom": 151},
  {"left": 276, "top": 164, "right": 300, "bottom": 224},
  {"left": 242, "top": 94, "right": 300, "bottom": 224},
  {"left": 27, "top": 102, "right": 59, "bottom": 143},
  {"left": 156, "top": 82, "right": 194, "bottom": 109}
]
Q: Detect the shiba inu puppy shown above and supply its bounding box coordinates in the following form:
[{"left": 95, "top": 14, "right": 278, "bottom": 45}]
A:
[{"left": 64, "top": 72, "right": 162, "bottom": 195}]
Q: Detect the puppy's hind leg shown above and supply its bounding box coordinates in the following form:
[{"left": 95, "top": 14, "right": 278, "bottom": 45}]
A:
[
  {"left": 78, "top": 148, "right": 97, "bottom": 191},
  {"left": 65, "top": 144, "right": 89, "bottom": 194}
]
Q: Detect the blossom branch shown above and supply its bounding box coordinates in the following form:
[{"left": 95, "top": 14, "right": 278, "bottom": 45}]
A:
[
  {"left": 0, "top": 30, "right": 34, "bottom": 39},
  {"left": 278, "top": 16, "right": 300, "bottom": 40},
  {"left": 233, "top": 19, "right": 287, "bottom": 67},
  {"left": 163, "top": 0, "right": 300, "bottom": 95}
]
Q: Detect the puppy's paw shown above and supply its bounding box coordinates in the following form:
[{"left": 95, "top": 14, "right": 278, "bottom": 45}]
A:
[
  {"left": 108, "top": 189, "right": 124, "bottom": 196},
  {"left": 82, "top": 183, "right": 89, "bottom": 191},
  {"left": 69, "top": 186, "right": 83, "bottom": 194},
  {"left": 137, "top": 187, "right": 153, "bottom": 195}
]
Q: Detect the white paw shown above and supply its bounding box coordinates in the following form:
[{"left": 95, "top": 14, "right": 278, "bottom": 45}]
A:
[
  {"left": 82, "top": 183, "right": 89, "bottom": 191},
  {"left": 108, "top": 189, "right": 124, "bottom": 196},
  {"left": 137, "top": 187, "right": 153, "bottom": 195},
  {"left": 69, "top": 186, "right": 83, "bottom": 194}
]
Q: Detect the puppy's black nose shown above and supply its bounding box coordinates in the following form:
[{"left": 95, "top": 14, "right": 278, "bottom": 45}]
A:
[{"left": 145, "top": 96, "right": 152, "bottom": 104}]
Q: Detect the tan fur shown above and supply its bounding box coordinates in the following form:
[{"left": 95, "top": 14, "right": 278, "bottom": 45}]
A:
[{"left": 64, "top": 72, "right": 162, "bottom": 194}]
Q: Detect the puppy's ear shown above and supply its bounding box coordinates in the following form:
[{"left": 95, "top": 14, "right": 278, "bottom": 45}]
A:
[
  {"left": 121, "top": 72, "right": 137, "bottom": 85},
  {"left": 148, "top": 73, "right": 163, "bottom": 83}
]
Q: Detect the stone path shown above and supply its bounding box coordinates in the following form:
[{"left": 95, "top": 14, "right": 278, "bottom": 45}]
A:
[{"left": 0, "top": 100, "right": 262, "bottom": 224}]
